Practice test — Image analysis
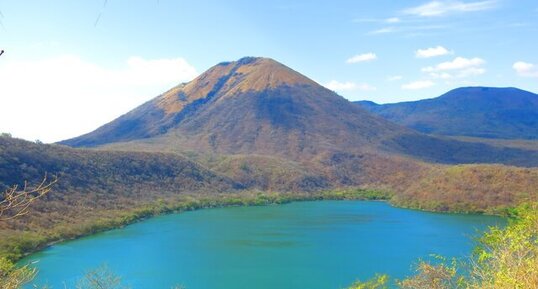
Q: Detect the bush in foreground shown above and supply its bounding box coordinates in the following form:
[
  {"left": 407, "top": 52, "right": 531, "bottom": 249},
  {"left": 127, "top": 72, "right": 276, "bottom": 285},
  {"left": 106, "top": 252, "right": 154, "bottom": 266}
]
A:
[{"left": 349, "top": 203, "right": 538, "bottom": 289}]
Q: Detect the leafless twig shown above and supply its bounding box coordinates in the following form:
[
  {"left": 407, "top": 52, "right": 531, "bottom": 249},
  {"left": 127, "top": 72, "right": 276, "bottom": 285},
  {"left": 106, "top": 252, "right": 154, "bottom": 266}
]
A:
[{"left": 0, "top": 174, "right": 57, "bottom": 221}]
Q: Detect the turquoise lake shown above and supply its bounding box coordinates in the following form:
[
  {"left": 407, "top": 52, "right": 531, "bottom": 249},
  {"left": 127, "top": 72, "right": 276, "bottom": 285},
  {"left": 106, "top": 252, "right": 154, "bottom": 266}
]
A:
[{"left": 21, "top": 201, "right": 504, "bottom": 289}]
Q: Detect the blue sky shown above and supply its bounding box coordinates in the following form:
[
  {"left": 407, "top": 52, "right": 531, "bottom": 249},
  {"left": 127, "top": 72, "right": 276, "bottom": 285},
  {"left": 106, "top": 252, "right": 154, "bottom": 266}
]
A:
[{"left": 1, "top": 0, "right": 537, "bottom": 142}]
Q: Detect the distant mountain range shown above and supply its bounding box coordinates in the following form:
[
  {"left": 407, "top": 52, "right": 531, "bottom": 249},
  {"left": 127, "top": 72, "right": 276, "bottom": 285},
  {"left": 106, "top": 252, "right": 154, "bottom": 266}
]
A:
[
  {"left": 60, "top": 57, "right": 538, "bottom": 167},
  {"left": 356, "top": 87, "right": 538, "bottom": 140}
]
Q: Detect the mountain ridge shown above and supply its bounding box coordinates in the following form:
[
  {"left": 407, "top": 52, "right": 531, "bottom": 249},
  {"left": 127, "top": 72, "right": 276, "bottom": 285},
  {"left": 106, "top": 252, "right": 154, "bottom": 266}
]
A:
[{"left": 356, "top": 86, "right": 538, "bottom": 140}]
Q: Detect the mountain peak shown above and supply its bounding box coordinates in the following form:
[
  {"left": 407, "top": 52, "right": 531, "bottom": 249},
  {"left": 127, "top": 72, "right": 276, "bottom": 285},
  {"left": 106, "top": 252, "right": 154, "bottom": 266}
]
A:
[
  {"left": 217, "top": 56, "right": 268, "bottom": 66},
  {"left": 212, "top": 56, "right": 316, "bottom": 92},
  {"left": 154, "top": 56, "right": 318, "bottom": 115}
]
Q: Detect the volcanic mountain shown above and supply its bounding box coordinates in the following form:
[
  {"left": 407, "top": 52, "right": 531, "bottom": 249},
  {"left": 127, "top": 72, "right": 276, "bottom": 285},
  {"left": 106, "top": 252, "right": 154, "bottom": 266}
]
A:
[
  {"left": 356, "top": 87, "right": 538, "bottom": 140},
  {"left": 61, "top": 57, "right": 538, "bottom": 167},
  {"left": 61, "top": 57, "right": 407, "bottom": 156}
]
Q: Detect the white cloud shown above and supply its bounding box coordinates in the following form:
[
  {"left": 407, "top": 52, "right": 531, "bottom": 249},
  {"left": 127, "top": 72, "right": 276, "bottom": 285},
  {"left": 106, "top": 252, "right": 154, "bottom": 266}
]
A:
[
  {"left": 368, "top": 27, "right": 397, "bottom": 35},
  {"left": 415, "top": 46, "right": 452, "bottom": 58},
  {"left": 402, "top": 80, "right": 435, "bottom": 90},
  {"left": 324, "top": 80, "right": 376, "bottom": 92},
  {"left": 324, "top": 80, "right": 357, "bottom": 91},
  {"left": 422, "top": 57, "right": 485, "bottom": 79},
  {"left": 404, "top": 0, "right": 497, "bottom": 17},
  {"left": 386, "top": 17, "right": 401, "bottom": 23},
  {"left": 368, "top": 24, "right": 449, "bottom": 37},
  {"left": 422, "top": 57, "right": 485, "bottom": 72},
  {"left": 513, "top": 61, "right": 538, "bottom": 78},
  {"left": 346, "top": 53, "right": 377, "bottom": 63},
  {"left": 387, "top": 75, "right": 403, "bottom": 81},
  {"left": 0, "top": 55, "right": 198, "bottom": 142}
]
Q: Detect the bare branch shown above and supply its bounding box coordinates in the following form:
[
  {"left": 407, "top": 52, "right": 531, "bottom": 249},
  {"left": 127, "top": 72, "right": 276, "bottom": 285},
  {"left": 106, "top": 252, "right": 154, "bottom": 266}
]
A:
[{"left": 0, "top": 174, "right": 57, "bottom": 221}]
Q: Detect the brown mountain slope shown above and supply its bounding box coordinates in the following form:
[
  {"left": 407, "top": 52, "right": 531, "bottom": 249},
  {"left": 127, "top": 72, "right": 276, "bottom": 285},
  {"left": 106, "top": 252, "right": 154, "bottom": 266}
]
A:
[
  {"left": 61, "top": 57, "right": 538, "bottom": 167},
  {"left": 61, "top": 57, "right": 406, "bottom": 158}
]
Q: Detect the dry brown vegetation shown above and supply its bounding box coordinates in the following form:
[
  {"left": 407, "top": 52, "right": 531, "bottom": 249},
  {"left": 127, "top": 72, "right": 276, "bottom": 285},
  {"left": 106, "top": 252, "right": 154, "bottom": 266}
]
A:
[
  {"left": 394, "top": 164, "right": 538, "bottom": 213},
  {"left": 99, "top": 142, "right": 538, "bottom": 214}
]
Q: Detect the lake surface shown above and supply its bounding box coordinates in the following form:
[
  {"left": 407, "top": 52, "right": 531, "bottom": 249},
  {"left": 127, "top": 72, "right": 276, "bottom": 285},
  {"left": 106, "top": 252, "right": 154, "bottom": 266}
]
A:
[{"left": 21, "top": 201, "right": 504, "bottom": 289}]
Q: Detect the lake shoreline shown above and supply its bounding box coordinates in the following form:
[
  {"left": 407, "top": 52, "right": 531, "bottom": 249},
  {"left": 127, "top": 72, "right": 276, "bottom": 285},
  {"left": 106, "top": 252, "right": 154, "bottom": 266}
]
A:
[
  {"left": 21, "top": 199, "right": 506, "bottom": 289},
  {"left": 12, "top": 188, "right": 506, "bottom": 265}
]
